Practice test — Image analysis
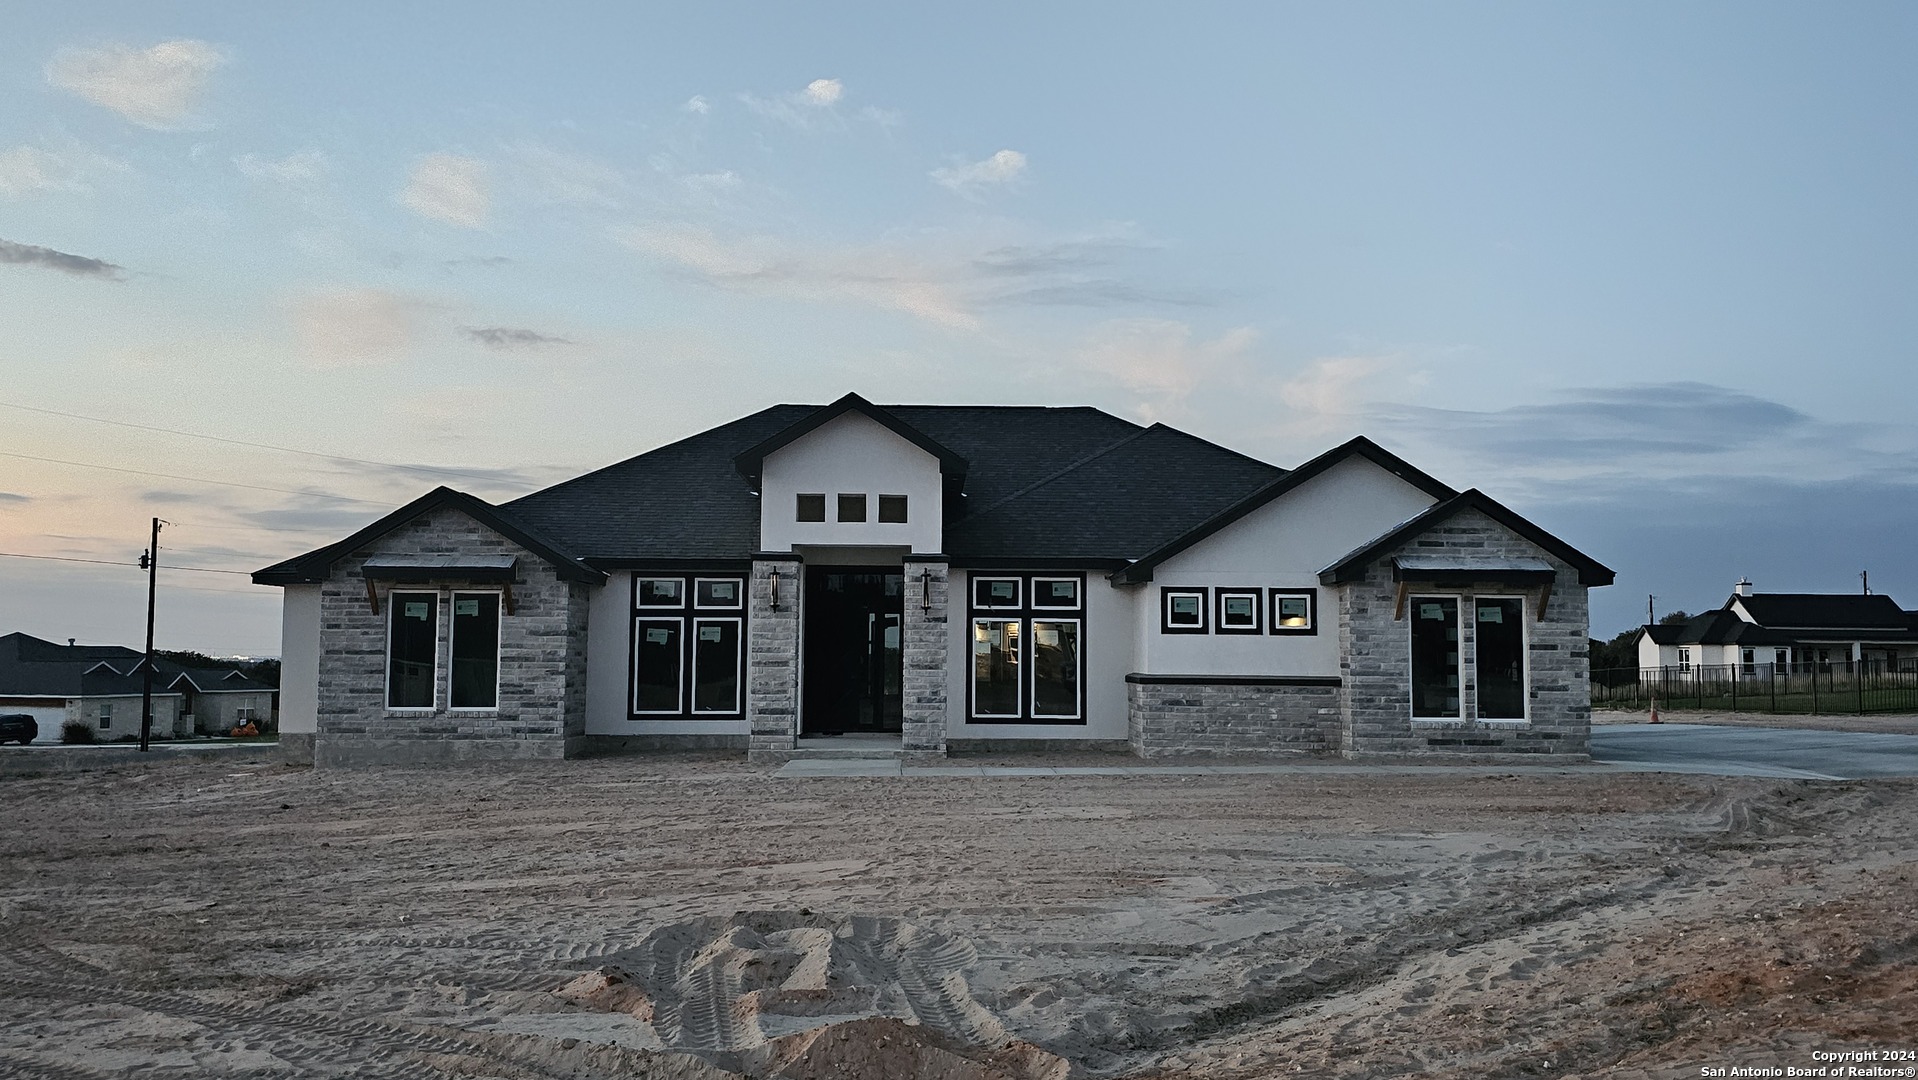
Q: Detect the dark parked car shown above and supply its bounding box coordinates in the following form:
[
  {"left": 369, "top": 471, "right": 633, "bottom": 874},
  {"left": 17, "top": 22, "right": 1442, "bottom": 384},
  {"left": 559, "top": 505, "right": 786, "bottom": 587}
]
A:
[{"left": 0, "top": 713, "right": 37, "bottom": 745}]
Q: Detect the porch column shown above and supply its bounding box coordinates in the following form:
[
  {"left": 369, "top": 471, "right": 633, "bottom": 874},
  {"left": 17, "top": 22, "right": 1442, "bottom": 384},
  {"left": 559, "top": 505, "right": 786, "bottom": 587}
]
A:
[
  {"left": 747, "top": 555, "right": 802, "bottom": 757},
  {"left": 901, "top": 556, "right": 949, "bottom": 756}
]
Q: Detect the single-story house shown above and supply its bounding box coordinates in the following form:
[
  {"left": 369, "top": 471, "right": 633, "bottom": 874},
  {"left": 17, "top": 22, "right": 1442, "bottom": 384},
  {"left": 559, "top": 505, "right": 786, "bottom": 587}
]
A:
[
  {"left": 0, "top": 632, "right": 278, "bottom": 742},
  {"left": 254, "top": 394, "right": 1614, "bottom": 767},
  {"left": 1638, "top": 581, "right": 1918, "bottom": 675}
]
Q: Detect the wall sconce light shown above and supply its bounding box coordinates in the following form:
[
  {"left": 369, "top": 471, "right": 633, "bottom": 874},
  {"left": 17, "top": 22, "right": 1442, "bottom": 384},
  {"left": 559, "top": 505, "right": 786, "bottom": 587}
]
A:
[
  {"left": 920, "top": 566, "right": 933, "bottom": 613},
  {"left": 769, "top": 568, "right": 782, "bottom": 612}
]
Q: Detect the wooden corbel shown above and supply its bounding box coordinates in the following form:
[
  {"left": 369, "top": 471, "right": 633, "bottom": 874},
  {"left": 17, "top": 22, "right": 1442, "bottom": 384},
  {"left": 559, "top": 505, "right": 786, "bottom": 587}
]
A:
[
  {"left": 502, "top": 581, "right": 517, "bottom": 616},
  {"left": 1394, "top": 581, "right": 1409, "bottom": 621},
  {"left": 1536, "top": 580, "right": 1553, "bottom": 620},
  {"left": 366, "top": 579, "right": 381, "bottom": 615}
]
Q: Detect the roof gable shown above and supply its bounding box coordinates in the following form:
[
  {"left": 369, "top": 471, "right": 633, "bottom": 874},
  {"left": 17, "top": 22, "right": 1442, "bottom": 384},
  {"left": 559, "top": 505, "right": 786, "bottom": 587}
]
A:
[
  {"left": 1731, "top": 593, "right": 1910, "bottom": 630},
  {"left": 732, "top": 393, "right": 968, "bottom": 485},
  {"left": 1112, "top": 436, "right": 1454, "bottom": 585},
  {"left": 1318, "top": 487, "right": 1616, "bottom": 587},
  {"left": 252, "top": 487, "right": 605, "bottom": 586}
]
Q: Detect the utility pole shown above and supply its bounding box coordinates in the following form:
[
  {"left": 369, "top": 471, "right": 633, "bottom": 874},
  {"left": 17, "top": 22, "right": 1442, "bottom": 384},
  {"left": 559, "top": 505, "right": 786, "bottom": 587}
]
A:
[
  {"left": 138, "top": 517, "right": 163, "bottom": 752},
  {"left": 1647, "top": 594, "right": 1655, "bottom": 626},
  {"left": 1861, "top": 569, "right": 1870, "bottom": 595}
]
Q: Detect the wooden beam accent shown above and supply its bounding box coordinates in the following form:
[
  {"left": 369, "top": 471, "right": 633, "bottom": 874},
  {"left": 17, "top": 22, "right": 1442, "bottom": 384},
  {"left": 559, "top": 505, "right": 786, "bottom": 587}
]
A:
[
  {"left": 1536, "top": 580, "right": 1553, "bottom": 620},
  {"left": 1394, "top": 581, "right": 1408, "bottom": 621},
  {"left": 365, "top": 579, "right": 380, "bottom": 615},
  {"left": 502, "top": 582, "right": 517, "bottom": 616}
]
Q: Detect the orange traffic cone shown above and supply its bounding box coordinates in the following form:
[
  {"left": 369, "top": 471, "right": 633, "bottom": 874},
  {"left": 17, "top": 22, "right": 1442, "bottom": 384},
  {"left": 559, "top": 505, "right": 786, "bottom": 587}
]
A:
[{"left": 1649, "top": 697, "right": 1661, "bottom": 724}]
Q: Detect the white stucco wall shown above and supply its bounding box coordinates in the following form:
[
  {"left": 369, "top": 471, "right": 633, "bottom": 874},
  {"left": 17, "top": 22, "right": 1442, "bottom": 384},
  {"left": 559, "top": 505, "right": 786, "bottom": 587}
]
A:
[
  {"left": 584, "top": 571, "right": 750, "bottom": 736},
  {"left": 278, "top": 584, "right": 321, "bottom": 736},
  {"left": 760, "top": 412, "right": 944, "bottom": 555},
  {"left": 943, "top": 569, "right": 1137, "bottom": 741},
  {"left": 1140, "top": 455, "right": 1442, "bottom": 676}
]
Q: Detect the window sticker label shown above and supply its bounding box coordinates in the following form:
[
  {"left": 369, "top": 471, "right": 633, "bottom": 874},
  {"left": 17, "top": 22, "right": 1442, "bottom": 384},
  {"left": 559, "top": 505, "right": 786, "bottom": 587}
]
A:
[
  {"left": 1477, "top": 606, "right": 1503, "bottom": 623},
  {"left": 404, "top": 602, "right": 430, "bottom": 619},
  {"left": 1052, "top": 582, "right": 1075, "bottom": 598},
  {"left": 990, "top": 581, "right": 1015, "bottom": 600},
  {"left": 1036, "top": 627, "right": 1059, "bottom": 646},
  {"left": 699, "top": 626, "right": 724, "bottom": 642},
  {"left": 456, "top": 599, "right": 480, "bottom": 617},
  {"left": 1225, "top": 596, "right": 1254, "bottom": 618},
  {"left": 1419, "top": 603, "right": 1445, "bottom": 621},
  {"left": 711, "top": 582, "right": 734, "bottom": 601},
  {"left": 1172, "top": 596, "right": 1200, "bottom": 615},
  {"left": 646, "top": 628, "right": 671, "bottom": 644}
]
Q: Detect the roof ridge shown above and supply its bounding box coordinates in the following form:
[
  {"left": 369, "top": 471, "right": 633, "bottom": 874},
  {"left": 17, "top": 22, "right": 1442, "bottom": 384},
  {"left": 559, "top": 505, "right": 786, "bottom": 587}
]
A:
[{"left": 954, "top": 422, "right": 1159, "bottom": 521}]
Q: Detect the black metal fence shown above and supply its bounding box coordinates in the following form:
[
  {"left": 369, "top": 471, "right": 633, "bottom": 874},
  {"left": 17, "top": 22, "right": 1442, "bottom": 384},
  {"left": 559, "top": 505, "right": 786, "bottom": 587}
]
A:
[{"left": 1592, "top": 661, "right": 1918, "bottom": 715}]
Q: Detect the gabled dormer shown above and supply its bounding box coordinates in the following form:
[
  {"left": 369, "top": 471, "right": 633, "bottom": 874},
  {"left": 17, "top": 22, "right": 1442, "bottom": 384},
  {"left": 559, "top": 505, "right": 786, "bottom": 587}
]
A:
[{"left": 734, "top": 393, "right": 966, "bottom": 555}]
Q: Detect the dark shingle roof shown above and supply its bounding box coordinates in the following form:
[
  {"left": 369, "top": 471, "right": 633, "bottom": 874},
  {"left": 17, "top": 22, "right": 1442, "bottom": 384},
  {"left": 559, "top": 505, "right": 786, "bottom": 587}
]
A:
[
  {"left": 1318, "top": 487, "right": 1616, "bottom": 588},
  {"left": 0, "top": 634, "right": 272, "bottom": 698},
  {"left": 1643, "top": 600, "right": 1918, "bottom": 646},
  {"left": 1734, "top": 593, "right": 1911, "bottom": 630}
]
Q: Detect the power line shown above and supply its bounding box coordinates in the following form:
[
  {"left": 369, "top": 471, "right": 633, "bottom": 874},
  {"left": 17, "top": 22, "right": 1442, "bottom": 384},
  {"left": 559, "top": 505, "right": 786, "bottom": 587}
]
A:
[
  {"left": 0, "top": 551, "right": 255, "bottom": 575},
  {"left": 0, "top": 398, "right": 531, "bottom": 487},
  {"left": 0, "top": 450, "right": 389, "bottom": 505}
]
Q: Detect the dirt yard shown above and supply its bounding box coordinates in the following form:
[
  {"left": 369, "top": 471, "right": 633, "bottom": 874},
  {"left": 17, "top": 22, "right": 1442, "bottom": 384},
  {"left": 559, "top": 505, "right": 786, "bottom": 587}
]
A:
[{"left": 2, "top": 755, "right": 1914, "bottom": 1079}]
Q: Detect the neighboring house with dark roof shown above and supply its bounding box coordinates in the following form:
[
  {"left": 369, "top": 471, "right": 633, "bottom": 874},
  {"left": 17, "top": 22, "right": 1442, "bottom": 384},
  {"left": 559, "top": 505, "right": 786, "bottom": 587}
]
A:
[
  {"left": 0, "top": 632, "right": 278, "bottom": 742},
  {"left": 254, "top": 394, "right": 1614, "bottom": 767},
  {"left": 1637, "top": 580, "right": 1918, "bottom": 676}
]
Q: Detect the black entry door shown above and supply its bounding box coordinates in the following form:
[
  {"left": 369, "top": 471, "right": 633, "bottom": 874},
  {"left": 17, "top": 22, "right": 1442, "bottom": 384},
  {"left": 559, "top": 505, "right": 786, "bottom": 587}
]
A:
[{"left": 802, "top": 567, "right": 904, "bottom": 733}]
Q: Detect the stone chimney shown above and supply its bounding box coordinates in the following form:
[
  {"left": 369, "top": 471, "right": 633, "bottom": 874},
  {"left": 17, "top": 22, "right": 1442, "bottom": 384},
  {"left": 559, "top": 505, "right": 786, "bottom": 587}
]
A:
[{"left": 1733, "top": 578, "right": 1753, "bottom": 597}]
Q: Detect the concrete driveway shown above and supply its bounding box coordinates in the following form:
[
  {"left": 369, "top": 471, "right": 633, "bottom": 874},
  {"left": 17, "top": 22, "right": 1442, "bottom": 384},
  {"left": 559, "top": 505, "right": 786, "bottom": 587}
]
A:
[{"left": 1592, "top": 723, "right": 1918, "bottom": 780}]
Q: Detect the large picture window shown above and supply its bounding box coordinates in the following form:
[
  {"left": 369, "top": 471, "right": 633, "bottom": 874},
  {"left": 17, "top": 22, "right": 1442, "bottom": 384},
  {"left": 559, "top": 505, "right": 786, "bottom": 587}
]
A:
[
  {"left": 450, "top": 592, "right": 501, "bottom": 709},
  {"left": 387, "top": 591, "right": 438, "bottom": 709},
  {"left": 967, "top": 573, "right": 1086, "bottom": 723},
  {"left": 1409, "top": 596, "right": 1461, "bottom": 719},
  {"left": 630, "top": 575, "right": 744, "bottom": 718},
  {"left": 1474, "top": 597, "right": 1526, "bottom": 720}
]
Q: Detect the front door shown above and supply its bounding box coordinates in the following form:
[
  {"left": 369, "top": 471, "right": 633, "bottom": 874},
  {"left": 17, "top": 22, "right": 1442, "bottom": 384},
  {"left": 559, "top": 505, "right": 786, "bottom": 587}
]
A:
[{"left": 802, "top": 567, "right": 903, "bottom": 733}]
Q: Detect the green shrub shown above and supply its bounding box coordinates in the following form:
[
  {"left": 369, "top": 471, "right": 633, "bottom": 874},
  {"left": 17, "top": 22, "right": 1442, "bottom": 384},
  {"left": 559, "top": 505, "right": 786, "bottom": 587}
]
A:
[{"left": 60, "top": 722, "right": 96, "bottom": 745}]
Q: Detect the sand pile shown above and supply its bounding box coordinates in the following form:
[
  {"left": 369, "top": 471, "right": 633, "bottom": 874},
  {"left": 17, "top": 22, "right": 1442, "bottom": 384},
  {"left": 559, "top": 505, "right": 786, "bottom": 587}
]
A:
[{"left": 546, "top": 911, "right": 1067, "bottom": 1079}]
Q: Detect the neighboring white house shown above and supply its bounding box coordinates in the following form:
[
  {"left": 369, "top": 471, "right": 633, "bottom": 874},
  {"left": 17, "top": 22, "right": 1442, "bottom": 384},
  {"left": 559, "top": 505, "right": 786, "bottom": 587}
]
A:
[
  {"left": 1637, "top": 580, "right": 1918, "bottom": 676},
  {"left": 255, "top": 394, "right": 1614, "bottom": 766},
  {"left": 0, "top": 632, "right": 277, "bottom": 742}
]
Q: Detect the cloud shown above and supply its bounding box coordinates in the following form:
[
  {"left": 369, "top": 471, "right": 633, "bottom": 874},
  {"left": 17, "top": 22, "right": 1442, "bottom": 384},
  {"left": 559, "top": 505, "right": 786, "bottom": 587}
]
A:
[
  {"left": 504, "top": 143, "right": 624, "bottom": 209},
  {"left": 683, "top": 170, "right": 741, "bottom": 193},
  {"left": 683, "top": 95, "right": 710, "bottom": 115},
  {"left": 0, "top": 145, "right": 125, "bottom": 198},
  {"left": 1277, "top": 355, "right": 1397, "bottom": 435},
  {"left": 971, "top": 234, "right": 1219, "bottom": 309},
  {"left": 0, "top": 492, "right": 31, "bottom": 504},
  {"left": 618, "top": 224, "right": 977, "bottom": 329},
  {"left": 45, "top": 39, "right": 225, "bottom": 129},
  {"left": 234, "top": 149, "right": 329, "bottom": 187},
  {"left": 291, "top": 287, "right": 430, "bottom": 367},
  {"left": 1075, "top": 319, "right": 1258, "bottom": 422},
  {"left": 399, "top": 153, "right": 490, "bottom": 228},
  {"left": 931, "top": 149, "right": 1027, "bottom": 197},
  {"left": 803, "top": 78, "right": 843, "bottom": 106},
  {"left": 0, "top": 237, "right": 124, "bottom": 280},
  {"left": 444, "top": 255, "right": 512, "bottom": 270},
  {"left": 465, "top": 326, "right": 575, "bottom": 349}
]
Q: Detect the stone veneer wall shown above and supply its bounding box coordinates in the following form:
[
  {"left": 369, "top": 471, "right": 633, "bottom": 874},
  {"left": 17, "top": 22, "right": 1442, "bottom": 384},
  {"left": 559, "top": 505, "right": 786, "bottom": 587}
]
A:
[
  {"left": 313, "top": 506, "right": 590, "bottom": 767},
  {"left": 746, "top": 557, "right": 802, "bottom": 758},
  {"left": 1126, "top": 677, "right": 1341, "bottom": 757},
  {"left": 1338, "top": 507, "right": 1591, "bottom": 760},
  {"left": 900, "top": 559, "right": 949, "bottom": 757}
]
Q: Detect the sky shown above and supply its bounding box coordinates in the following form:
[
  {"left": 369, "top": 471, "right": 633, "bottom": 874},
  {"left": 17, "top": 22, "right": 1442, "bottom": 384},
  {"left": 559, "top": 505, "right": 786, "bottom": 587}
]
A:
[{"left": 3, "top": 2, "right": 1916, "bottom": 657}]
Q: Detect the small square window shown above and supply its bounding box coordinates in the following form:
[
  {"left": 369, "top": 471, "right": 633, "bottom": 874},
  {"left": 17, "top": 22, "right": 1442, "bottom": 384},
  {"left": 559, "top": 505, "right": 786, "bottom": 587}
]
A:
[
  {"left": 1217, "top": 589, "right": 1261, "bottom": 634},
  {"left": 1270, "top": 589, "right": 1316, "bottom": 635},
  {"left": 695, "top": 578, "right": 743, "bottom": 609},
  {"left": 837, "top": 494, "right": 867, "bottom": 522},
  {"left": 878, "top": 495, "right": 908, "bottom": 523},
  {"left": 973, "top": 577, "right": 1020, "bottom": 609},
  {"left": 1031, "top": 577, "right": 1080, "bottom": 610},
  {"left": 637, "top": 578, "right": 685, "bottom": 608},
  {"left": 1161, "top": 589, "right": 1207, "bottom": 634},
  {"left": 796, "top": 494, "right": 825, "bottom": 522}
]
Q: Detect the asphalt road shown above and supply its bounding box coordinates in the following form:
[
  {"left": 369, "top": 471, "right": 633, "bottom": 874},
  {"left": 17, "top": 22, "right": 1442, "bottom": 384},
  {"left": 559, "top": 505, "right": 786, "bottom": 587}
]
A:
[{"left": 1592, "top": 723, "right": 1918, "bottom": 780}]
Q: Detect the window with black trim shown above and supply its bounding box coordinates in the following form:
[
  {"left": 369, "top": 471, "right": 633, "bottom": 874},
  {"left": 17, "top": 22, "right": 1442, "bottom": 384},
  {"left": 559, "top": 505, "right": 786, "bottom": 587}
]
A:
[
  {"left": 1475, "top": 597, "right": 1525, "bottom": 720},
  {"left": 631, "top": 575, "right": 745, "bottom": 717},
  {"left": 450, "top": 592, "right": 500, "bottom": 709},
  {"left": 387, "top": 591, "right": 438, "bottom": 709},
  {"left": 967, "top": 573, "right": 1086, "bottom": 723},
  {"left": 837, "top": 493, "right": 867, "bottom": 522},
  {"left": 796, "top": 493, "right": 826, "bottom": 522},
  {"left": 1216, "top": 589, "right": 1261, "bottom": 634},
  {"left": 1269, "top": 589, "right": 1317, "bottom": 635},
  {"left": 877, "top": 494, "right": 908, "bottom": 523},
  {"left": 1160, "top": 589, "right": 1207, "bottom": 634},
  {"left": 1410, "top": 596, "right": 1462, "bottom": 719}
]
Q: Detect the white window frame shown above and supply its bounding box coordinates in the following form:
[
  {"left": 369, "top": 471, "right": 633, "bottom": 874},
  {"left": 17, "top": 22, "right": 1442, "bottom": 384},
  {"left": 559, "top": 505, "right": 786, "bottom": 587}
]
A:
[
  {"left": 98, "top": 702, "right": 112, "bottom": 729},
  {"left": 385, "top": 589, "right": 440, "bottom": 713},
  {"left": 448, "top": 590, "right": 503, "bottom": 712},
  {"left": 1677, "top": 647, "right": 1691, "bottom": 672},
  {"left": 636, "top": 577, "right": 686, "bottom": 609},
  {"left": 1269, "top": 589, "right": 1317, "bottom": 635},
  {"left": 689, "top": 616, "right": 744, "bottom": 714},
  {"left": 1216, "top": 589, "right": 1262, "bottom": 634},
  {"left": 970, "top": 617, "right": 1023, "bottom": 719},
  {"left": 1471, "top": 594, "right": 1529, "bottom": 724},
  {"left": 1162, "top": 589, "right": 1207, "bottom": 634},
  {"left": 693, "top": 577, "right": 744, "bottom": 610},
  {"left": 632, "top": 617, "right": 685, "bottom": 715},
  {"left": 973, "top": 577, "right": 1022, "bottom": 610},
  {"left": 1028, "top": 617, "right": 1082, "bottom": 720},
  {"left": 1030, "top": 576, "right": 1081, "bottom": 610},
  {"left": 1408, "top": 594, "right": 1465, "bottom": 721}
]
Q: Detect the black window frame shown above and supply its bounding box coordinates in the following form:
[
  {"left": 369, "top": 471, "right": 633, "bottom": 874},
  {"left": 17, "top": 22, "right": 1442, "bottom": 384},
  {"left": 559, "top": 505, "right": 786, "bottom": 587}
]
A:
[
  {"left": 1215, "top": 588, "right": 1262, "bottom": 635},
  {"left": 837, "top": 493, "right": 868, "bottom": 522},
  {"left": 1409, "top": 594, "right": 1463, "bottom": 720},
  {"left": 1160, "top": 588, "right": 1208, "bottom": 634},
  {"left": 1269, "top": 588, "right": 1318, "bottom": 635},
  {"left": 796, "top": 493, "right": 826, "bottom": 522},
  {"left": 1030, "top": 576, "right": 1082, "bottom": 610},
  {"left": 448, "top": 590, "right": 502, "bottom": 710},
  {"left": 629, "top": 574, "right": 746, "bottom": 719},
  {"left": 877, "top": 494, "right": 909, "bottom": 523},
  {"left": 386, "top": 590, "right": 439, "bottom": 710},
  {"left": 966, "top": 572, "right": 1087, "bottom": 725}
]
